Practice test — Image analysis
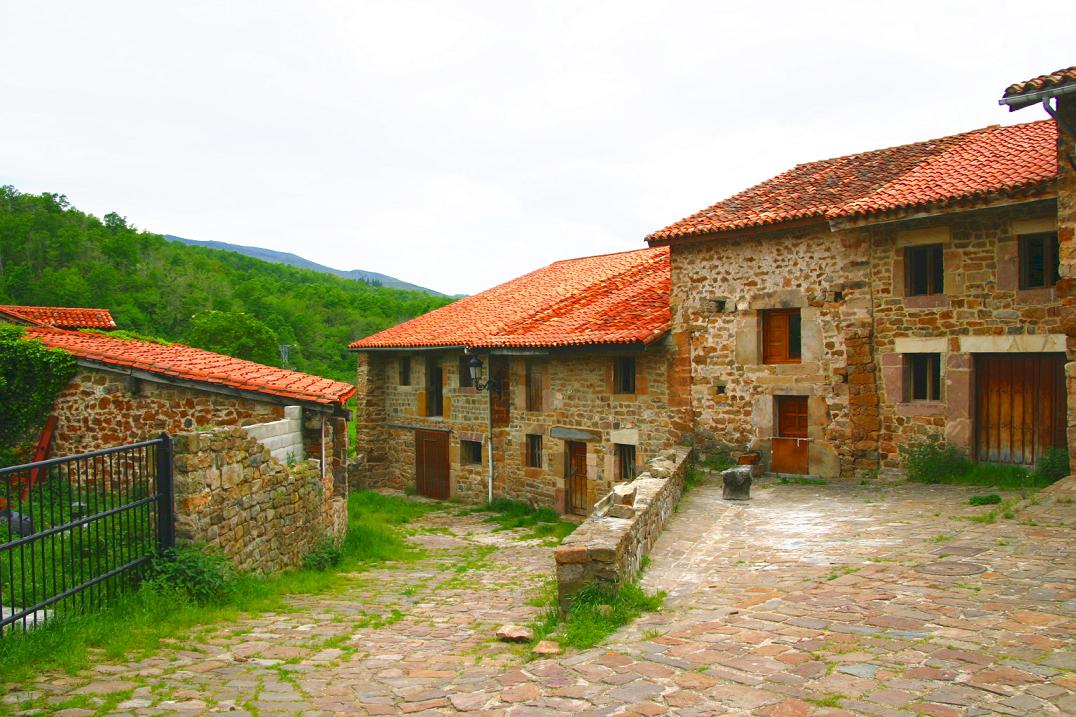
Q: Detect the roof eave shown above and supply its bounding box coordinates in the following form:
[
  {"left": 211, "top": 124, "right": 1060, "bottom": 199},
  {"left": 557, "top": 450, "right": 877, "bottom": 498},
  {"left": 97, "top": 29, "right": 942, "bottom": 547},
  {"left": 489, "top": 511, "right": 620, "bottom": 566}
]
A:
[
  {"left": 829, "top": 189, "right": 1057, "bottom": 231},
  {"left": 1000, "top": 82, "right": 1076, "bottom": 111}
]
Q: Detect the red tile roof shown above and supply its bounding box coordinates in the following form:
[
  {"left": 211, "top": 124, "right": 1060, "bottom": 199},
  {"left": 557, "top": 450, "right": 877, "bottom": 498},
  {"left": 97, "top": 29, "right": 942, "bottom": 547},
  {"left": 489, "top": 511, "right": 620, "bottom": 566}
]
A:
[
  {"left": 647, "top": 121, "right": 1057, "bottom": 243},
  {"left": 25, "top": 327, "right": 355, "bottom": 407},
  {"left": 1002, "top": 67, "right": 1076, "bottom": 110},
  {"left": 0, "top": 305, "right": 117, "bottom": 330},
  {"left": 350, "top": 247, "right": 670, "bottom": 350}
]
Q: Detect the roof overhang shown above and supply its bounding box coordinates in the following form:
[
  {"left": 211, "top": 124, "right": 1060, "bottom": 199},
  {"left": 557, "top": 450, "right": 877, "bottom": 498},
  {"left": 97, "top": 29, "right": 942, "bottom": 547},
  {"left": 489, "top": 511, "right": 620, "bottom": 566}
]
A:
[
  {"left": 829, "top": 193, "right": 1057, "bottom": 231},
  {"left": 1000, "top": 83, "right": 1076, "bottom": 111},
  {"left": 354, "top": 335, "right": 669, "bottom": 356}
]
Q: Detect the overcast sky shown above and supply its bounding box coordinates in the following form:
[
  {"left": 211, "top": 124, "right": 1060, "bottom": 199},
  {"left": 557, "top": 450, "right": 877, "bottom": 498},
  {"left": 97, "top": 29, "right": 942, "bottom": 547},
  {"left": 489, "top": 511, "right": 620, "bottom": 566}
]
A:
[{"left": 1, "top": 2, "right": 1072, "bottom": 295}]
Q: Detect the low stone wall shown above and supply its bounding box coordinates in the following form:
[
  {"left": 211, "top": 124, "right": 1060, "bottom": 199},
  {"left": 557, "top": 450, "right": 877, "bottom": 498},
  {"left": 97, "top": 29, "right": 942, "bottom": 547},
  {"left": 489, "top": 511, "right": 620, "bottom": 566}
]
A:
[
  {"left": 244, "top": 406, "right": 304, "bottom": 464},
  {"left": 172, "top": 426, "right": 346, "bottom": 573},
  {"left": 554, "top": 446, "right": 691, "bottom": 611}
]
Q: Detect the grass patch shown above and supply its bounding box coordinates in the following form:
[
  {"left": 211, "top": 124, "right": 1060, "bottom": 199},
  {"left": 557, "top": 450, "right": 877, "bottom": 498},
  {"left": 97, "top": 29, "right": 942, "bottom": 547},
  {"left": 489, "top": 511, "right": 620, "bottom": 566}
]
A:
[
  {"left": 902, "top": 438, "right": 1065, "bottom": 489},
  {"left": 778, "top": 476, "right": 827, "bottom": 485},
  {"left": 0, "top": 490, "right": 434, "bottom": 684},
  {"left": 969, "top": 494, "right": 1002, "bottom": 506},
  {"left": 528, "top": 581, "right": 664, "bottom": 652},
  {"left": 469, "top": 499, "right": 577, "bottom": 541}
]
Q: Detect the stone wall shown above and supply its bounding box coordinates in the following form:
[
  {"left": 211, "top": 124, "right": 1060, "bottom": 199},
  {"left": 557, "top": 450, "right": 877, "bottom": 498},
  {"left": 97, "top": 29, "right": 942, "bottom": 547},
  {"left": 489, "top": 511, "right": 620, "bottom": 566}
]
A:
[
  {"left": 554, "top": 446, "right": 690, "bottom": 611},
  {"left": 172, "top": 425, "right": 346, "bottom": 573},
  {"left": 1056, "top": 96, "right": 1076, "bottom": 472},
  {"left": 869, "top": 204, "right": 1064, "bottom": 468},
  {"left": 353, "top": 345, "right": 688, "bottom": 513},
  {"left": 51, "top": 367, "right": 283, "bottom": 457},
  {"left": 669, "top": 229, "right": 877, "bottom": 479}
]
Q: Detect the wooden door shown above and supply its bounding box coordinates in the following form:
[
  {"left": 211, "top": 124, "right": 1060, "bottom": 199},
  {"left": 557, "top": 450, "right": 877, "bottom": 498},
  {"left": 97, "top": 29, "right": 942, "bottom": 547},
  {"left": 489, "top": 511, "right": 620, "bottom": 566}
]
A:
[
  {"left": 772, "top": 395, "right": 809, "bottom": 474},
  {"left": 565, "top": 441, "right": 589, "bottom": 516},
  {"left": 415, "top": 430, "right": 449, "bottom": 499},
  {"left": 975, "top": 353, "right": 1066, "bottom": 465},
  {"left": 491, "top": 357, "right": 510, "bottom": 427}
]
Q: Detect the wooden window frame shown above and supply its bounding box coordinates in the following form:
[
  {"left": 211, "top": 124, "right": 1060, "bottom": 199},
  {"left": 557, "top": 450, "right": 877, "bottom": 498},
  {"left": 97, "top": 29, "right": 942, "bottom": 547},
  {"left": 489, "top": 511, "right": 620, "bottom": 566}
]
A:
[
  {"left": 1018, "top": 232, "right": 1059, "bottom": 289},
  {"left": 613, "top": 356, "right": 636, "bottom": 394},
  {"left": 425, "top": 357, "right": 443, "bottom": 417},
  {"left": 460, "top": 439, "right": 482, "bottom": 465},
  {"left": 903, "top": 353, "right": 941, "bottom": 402},
  {"left": 761, "top": 308, "right": 802, "bottom": 365},
  {"left": 615, "top": 443, "right": 636, "bottom": 481},
  {"left": 398, "top": 356, "right": 411, "bottom": 386},
  {"left": 904, "top": 243, "right": 944, "bottom": 296},
  {"left": 525, "top": 361, "right": 542, "bottom": 411},
  {"left": 526, "top": 434, "right": 542, "bottom": 468}
]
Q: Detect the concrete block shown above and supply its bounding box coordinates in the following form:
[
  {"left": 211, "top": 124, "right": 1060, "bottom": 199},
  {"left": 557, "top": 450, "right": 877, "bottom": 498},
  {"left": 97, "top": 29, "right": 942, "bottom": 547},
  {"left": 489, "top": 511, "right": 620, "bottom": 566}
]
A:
[{"left": 285, "top": 406, "right": 302, "bottom": 420}]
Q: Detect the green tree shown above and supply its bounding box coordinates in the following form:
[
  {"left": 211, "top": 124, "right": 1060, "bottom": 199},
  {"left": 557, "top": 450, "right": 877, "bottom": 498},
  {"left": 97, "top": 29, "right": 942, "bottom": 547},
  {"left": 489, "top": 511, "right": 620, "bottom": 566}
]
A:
[{"left": 186, "top": 311, "right": 281, "bottom": 366}]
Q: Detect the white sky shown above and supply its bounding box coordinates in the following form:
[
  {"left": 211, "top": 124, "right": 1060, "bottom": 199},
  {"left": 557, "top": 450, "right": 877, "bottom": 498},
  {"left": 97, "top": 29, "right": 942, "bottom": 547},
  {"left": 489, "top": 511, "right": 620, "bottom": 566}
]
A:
[{"left": 1, "top": 1, "right": 1072, "bottom": 296}]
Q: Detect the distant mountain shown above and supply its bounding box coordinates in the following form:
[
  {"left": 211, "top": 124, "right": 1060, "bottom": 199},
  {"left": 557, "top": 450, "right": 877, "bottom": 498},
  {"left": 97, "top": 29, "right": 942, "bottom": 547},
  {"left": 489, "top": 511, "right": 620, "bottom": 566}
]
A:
[{"left": 163, "top": 235, "right": 447, "bottom": 296}]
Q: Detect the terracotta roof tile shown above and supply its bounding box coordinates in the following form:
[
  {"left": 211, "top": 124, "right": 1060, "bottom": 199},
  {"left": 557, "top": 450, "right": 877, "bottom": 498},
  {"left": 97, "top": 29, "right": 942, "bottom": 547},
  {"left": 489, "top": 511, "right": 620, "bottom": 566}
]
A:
[
  {"left": 647, "top": 121, "right": 1057, "bottom": 243},
  {"left": 1002, "top": 67, "right": 1076, "bottom": 110},
  {"left": 349, "top": 247, "right": 669, "bottom": 350},
  {"left": 0, "top": 305, "right": 117, "bottom": 329},
  {"left": 24, "top": 328, "right": 355, "bottom": 406}
]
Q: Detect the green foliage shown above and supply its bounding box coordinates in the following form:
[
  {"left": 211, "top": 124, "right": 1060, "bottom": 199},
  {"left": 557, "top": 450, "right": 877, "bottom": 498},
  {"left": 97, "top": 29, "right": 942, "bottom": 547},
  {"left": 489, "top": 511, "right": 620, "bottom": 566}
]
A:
[
  {"left": 0, "top": 186, "right": 454, "bottom": 381},
  {"left": 148, "top": 545, "right": 236, "bottom": 605},
  {"left": 969, "top": 494, "right": 1002, "bottom": 506},
  {"left": 469, "top": 498, "right": 577, "bottom": 541},
  {"left": 303, "top": 537, "right": 343, "bottom": 571},
  {"left": 80, "top": 328, "right": 173, "bottom": 345},
  {"left": 0, "top": 324, "right": 77, "bottom": 466},
  {"left": 699, "top": 448, "right": 735, "bottom": 472},
  {"left": 186, "top": 310, "right": 280, "bottom": 365},
  {"left": 341, "top": 490, "right": 435, "bottom": 565},
  {"left": 1034, "top": 447, "right": 1069, "bottom": 485},
  {"left": 560, "top": 583, "right": 664, "bottom": 649},
  {"left": 900, "top": 436, "right": 972, "bottom": 484}
]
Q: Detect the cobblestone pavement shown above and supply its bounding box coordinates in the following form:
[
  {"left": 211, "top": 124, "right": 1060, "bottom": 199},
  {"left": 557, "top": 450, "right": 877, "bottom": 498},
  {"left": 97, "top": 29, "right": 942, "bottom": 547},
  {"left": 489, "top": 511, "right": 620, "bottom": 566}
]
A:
[{"left": 6, "top": 479, "right": 1074, "bottom": 716}]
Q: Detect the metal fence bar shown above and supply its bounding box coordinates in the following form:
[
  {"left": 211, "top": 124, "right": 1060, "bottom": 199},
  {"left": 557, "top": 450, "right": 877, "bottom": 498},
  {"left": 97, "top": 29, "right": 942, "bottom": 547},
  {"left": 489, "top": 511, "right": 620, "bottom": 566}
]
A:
[{"left": 0, "top": 435, "right": 174, "bottom": 636}]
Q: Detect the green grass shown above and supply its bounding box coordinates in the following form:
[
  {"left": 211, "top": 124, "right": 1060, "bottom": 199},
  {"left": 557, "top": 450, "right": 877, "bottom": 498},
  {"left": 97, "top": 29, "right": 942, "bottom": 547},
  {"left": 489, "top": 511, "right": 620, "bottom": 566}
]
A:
[
  {"left": 468, "top": 499, "right": 577, "bottom": 541},
  {"left": 969, "top": 493, "right": 1002, "bottom": 506},
  {"left": 902, "top": 438, "right": 1065, "bottom": 489},
  {"left": 528, "top": 581, "right": 664, "bottom": 652},
  {"left": 0, "top": 490, "right": 433, "bottom": 684}
]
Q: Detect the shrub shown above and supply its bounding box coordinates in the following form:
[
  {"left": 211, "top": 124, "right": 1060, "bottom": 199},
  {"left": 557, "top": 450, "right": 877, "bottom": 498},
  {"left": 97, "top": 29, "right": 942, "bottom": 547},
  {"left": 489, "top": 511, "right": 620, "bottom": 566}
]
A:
[
  {"left": 148, "top": 545, "right": 236, "bottom": 605},
  {"left": 1035, "top": 448, "right": 1069, "bottom": 485},
  {"left": 303, "top": 537, "right": 343, "bottom": 571},
  {"left": 900, "top": 437, "right": 971, "bottom": 484},
  {"left": 969, "top": 494, "right": 1001, "bottom": 506}
]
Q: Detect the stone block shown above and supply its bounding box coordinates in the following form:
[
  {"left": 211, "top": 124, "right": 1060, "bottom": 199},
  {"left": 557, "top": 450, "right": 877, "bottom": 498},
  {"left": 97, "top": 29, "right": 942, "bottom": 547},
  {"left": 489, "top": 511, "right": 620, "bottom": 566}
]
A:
[
  {"left": 554, "top": 545, "right": 588, "bottom": 564},
  {"left": 606, "top": 504, "right": 635, "bottom": 519}
]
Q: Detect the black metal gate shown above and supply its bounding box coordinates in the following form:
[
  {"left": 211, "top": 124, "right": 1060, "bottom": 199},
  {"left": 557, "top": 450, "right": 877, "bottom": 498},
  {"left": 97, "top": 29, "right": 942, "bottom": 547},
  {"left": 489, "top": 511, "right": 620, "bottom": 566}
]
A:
[{"left": 0, "top": 434, "right": 174, "bottom": 635}]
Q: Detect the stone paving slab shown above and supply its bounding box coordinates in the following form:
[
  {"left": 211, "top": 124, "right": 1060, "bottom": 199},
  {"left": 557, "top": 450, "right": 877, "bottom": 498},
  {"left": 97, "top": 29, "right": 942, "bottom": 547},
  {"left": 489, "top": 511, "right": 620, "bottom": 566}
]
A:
[{"left": 2, "top": 479, "right": 1073, "bottom": 716}]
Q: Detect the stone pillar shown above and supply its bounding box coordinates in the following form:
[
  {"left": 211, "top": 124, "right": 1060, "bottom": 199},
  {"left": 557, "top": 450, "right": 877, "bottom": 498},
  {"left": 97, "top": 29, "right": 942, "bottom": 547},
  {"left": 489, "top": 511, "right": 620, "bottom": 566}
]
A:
[
  {"left": 354, "top": 352, "right": 388, "bottom": 484},
  {"left": 1054, "top": 96, "right": 1076, "bottom": 474},
  {"left": 944, "top": 352, "right": 973, "bottom": 452}
]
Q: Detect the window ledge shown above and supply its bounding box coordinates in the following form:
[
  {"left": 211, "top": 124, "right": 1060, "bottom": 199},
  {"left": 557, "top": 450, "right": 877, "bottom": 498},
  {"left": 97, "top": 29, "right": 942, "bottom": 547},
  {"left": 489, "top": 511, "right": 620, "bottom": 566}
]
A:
[
  {"left": 1015, "top": 287, "right": 1055, "bottom": 305},
  {"left": 903, "top": 294, "right": 948, "bottom": 309},
  {"left": 895, "top": 401, "right": 946, "bottom": 417}
]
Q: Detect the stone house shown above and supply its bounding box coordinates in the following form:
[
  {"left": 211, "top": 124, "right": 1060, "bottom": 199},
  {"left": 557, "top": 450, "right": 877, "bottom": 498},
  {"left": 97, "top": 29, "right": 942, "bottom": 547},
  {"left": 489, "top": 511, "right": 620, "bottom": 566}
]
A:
[
  {"left": 349, "top": 248, "right": 691, "bottom": 514},
  {"left": 3, "top": 306, "right": 355, "bottom": 490},
  {"left": 645, "top": 73, "right": 1073, "bottom": 478}
]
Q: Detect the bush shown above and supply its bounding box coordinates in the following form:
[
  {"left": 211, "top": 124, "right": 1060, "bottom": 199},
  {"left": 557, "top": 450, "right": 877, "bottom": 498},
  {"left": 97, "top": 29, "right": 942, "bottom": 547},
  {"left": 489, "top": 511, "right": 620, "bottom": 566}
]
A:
[
  {"left": 303, "top": 537, "right": 343, "bottom": 571},
  {"left": 1035, "top": 448, "right": 1069, "bottom": 485},
  {"left": 969, "top": 494, "right": 1001, "bottom": 506},
  {"left": 148, "top": 545, "right": 236, "bottom": 605},
  {"left": 900, "top": 437, "right": 971, "bottom": 484}
]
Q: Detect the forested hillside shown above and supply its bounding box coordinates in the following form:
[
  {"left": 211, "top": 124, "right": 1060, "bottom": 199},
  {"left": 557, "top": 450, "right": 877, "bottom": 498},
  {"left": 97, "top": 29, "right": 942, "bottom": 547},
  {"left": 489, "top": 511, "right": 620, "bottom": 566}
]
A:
[{"left": 0, "top": 186, "right": 453, "bottom": 381}]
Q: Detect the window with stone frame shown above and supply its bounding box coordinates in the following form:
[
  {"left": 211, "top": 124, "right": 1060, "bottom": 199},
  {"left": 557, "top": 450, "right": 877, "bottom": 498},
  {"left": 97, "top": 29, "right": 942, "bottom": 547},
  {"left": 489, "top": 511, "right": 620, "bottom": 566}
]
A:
[
  {"left": 613, "top": 356, "right": 636, "bottom": 394},
  {"left": 460, "top": 439, "right": 482, "bottom": 465},
  {"left": 525, "top": 361, "right": 542, "bottom": 411},
  {"left": 905, "top": 243, "right": 944, "bottom": 296},
  {"left": 526, "top": 434, "right": 542, "bottom": 468},
  {"left": 903, "top": 353, "right": 941, "bottom": 402},
  {"left": 761, "top": 308, "right": 801, "bottom": 364},
  {"left": 458, "top": 355, "right": 473, "bottom": 389},
  {"left": 615, "top": 443, "right": 636, "bottom": 481},
  {"left": 1019, "top": 231, "right": 1060, "bottom": 289},
  {"left": 425, "top": 356, "right": 443, "bottom": 417},
  {"left": 398, "top": 356, "right": 411, "bottom": 386}
]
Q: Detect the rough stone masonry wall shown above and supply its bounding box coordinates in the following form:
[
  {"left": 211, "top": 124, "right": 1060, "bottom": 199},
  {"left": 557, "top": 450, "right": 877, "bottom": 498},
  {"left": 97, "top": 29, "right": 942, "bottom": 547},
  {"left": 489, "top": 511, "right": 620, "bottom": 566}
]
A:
[
  {"left": 1056, "top": 96, "right": 1076, "bottom": 472},
  {"left": 870, "top": 204, "right": 1064, "bottom": 468},
  {"left": 51, "top": 367, "right": 284, "bottom": 457},
  {"left": 670, "top": 228, "right": 877, "bottom": 479},
  {"left": 355, "top": 347, "right": 687, "bottom": 512},
  {"left": 554, "top": 446, "right": 690, "bottom": 611},
  {"left": 172, "top": 426, "right": 347, "bottom": 573}
]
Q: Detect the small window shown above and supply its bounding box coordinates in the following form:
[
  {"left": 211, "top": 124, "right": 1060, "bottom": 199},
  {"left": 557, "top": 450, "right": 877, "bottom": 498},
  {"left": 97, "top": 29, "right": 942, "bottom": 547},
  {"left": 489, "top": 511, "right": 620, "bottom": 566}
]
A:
[
  {"left": 904, "top": 354, "right": 941, "bottom": 402},
  {"left": 1019, "top": 232, "right": 1059, "bottom": 289},
  {"left": 458, "top": 356, "right": 473, "bottom": 389},
  {"left": 905, "top": 243, "right": 944, "bottom": 296},
  {"left": 613, "top": 357, "right": 636, "bottom": 394},
  {"left": 461, "top": 439, "right": 482, "bottom": 465},
  {"left": 761, "top": 309, "right": 801, "bottom": 364},
  {"left": 525, "top": 361, "right": 542, "bottom": 411},
  {"left": 615, "top": 443, "right": 636, "bottom": 481},
  {"left": 526, "top": 434, "right": 542, "bottom": 468},
  {"left": 398, "top": 356, "right": 411, "bottom": 386},
  {"left": 425, "top": 357, "right": 443, "bottom": 417}
]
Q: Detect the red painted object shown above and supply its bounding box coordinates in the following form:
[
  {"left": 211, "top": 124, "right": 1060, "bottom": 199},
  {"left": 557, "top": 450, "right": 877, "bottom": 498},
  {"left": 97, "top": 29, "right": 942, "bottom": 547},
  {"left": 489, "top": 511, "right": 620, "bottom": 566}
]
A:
[{"left": 1, "top": 415, "right": 58, "bottom": 510}]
